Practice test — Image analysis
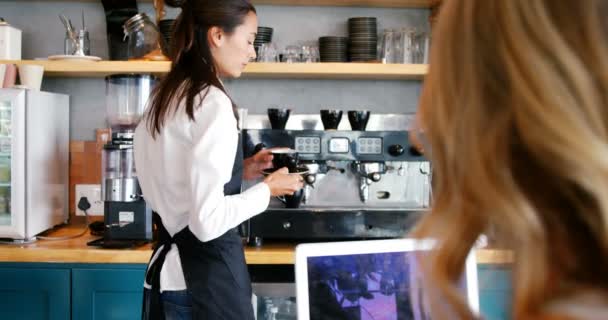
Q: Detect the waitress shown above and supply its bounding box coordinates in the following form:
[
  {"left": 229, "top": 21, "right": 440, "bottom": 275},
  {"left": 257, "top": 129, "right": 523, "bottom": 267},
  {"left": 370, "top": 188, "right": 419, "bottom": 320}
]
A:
[{"left": 134, "top": 0, "right": 303, "bottom": 319}]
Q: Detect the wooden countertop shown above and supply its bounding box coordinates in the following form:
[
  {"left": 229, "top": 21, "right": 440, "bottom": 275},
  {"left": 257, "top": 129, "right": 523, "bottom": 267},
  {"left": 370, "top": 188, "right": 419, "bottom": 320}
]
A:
[{"left": 0, "top": 225, "right": 513, "bottom": 265}]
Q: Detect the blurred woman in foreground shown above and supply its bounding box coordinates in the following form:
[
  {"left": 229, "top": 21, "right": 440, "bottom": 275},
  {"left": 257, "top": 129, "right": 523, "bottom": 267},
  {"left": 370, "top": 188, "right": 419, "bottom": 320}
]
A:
[{"left": 412, "top": 1, "right": 608, "bottom": 318}]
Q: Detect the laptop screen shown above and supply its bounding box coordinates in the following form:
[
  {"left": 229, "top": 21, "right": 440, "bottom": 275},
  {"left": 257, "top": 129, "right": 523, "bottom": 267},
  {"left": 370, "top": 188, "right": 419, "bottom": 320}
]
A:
[{"left": 295, "top": 239, "right": 479, "bottom": 320}]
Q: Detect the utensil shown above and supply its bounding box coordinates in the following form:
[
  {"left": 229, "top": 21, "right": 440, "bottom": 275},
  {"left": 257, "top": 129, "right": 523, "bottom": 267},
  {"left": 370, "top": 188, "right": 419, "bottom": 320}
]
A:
[
  {"left": 68, "top": 18, "right": 75, "bottom": 34},
  {"left": 82, "top": 10, "right": 86, "bottom": 31},
  {"left": 59, "top": 14, "right": 74, "bottom": 37}
]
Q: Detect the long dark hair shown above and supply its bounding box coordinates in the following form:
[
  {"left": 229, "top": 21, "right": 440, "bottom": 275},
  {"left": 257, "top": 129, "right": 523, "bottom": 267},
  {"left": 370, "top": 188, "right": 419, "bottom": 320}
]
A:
[{"left": 146, "top": 0, "right": 256, "bottom": 138}]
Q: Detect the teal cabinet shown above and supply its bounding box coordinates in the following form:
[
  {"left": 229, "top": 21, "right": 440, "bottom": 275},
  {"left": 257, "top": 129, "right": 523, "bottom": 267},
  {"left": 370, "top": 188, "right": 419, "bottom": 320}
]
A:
[
  {"left": 0, "top": 266, "right": 70, "bottom": 320},
  {"left": 0, "top": 263, "right": 146, "bottom": 320},
  {"left": 478, "top": 265, "right": 512, "bottom": 320},
  {"left": 0, "top": 262, "right": 511, "bottom": 320},
  {"left": 72, "top": 267, "right": 146, "bottom": 320}
]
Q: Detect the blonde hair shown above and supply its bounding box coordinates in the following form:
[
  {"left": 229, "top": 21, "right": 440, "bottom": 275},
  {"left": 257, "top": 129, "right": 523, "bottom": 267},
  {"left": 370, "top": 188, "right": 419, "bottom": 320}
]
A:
[{"left": 413, "top": 0, "right": 608, "bottom": 318}]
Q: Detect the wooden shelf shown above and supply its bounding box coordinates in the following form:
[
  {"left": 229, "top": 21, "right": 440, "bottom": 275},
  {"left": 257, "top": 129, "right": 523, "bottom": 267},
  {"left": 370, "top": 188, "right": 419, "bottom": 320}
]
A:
[
  {"left": 18, "top": 0, "right": 436, "bottom": 8},
  {"left": 252, "top": 0, "right": 435, "bottom": 7},
  {"left": 246, "top": 62, "right": 427, "bottom": 80},
  {"left": 1, "top": 60, "right": 427, "bottom": 80},
  {"left": 1, "top": 60, "right": 171, "bottom": 78}
]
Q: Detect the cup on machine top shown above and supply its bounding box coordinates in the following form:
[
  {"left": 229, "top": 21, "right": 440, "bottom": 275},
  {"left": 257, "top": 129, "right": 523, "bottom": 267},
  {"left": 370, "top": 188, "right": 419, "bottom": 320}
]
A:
[
  {"left": 347, "top": 110, "right": 371, "bottom": 131},
  {"left": 320, "top": 109, "right": 343, "bottom": 130},
  {"left": 267, "top": 108, "right": 291, "bottom": 130}
]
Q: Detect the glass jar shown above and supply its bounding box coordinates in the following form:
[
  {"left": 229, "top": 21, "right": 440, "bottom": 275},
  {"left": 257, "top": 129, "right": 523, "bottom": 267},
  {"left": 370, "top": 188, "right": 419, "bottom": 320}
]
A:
[
  {"left": 380, "top": 29, "right": 396, "bottom": 64},
  {"left": 123, "top": 13, "right": 166, "bottom": 61},
  {"left": 64, "top": 30, "right": 90, "bottom": 56}
]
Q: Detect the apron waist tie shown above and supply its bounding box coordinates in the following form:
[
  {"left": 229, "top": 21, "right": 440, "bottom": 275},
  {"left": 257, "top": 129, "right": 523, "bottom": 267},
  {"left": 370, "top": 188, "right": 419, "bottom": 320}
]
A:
[{"left": 142, "top": 212, "right": 173, "bottom": 320}]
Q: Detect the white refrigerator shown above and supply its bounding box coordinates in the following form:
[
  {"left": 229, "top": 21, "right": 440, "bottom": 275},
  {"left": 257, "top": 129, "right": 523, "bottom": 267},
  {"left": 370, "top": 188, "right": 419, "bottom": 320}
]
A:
[{"left": 0, "top": 89, "right": 69, "bottom": 241}]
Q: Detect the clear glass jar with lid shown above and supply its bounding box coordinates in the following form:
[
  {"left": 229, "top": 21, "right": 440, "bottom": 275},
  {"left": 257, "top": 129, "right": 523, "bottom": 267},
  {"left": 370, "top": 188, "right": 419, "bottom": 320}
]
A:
[{"left": 123, "top": 13, "right": 167, "bottom": 61}]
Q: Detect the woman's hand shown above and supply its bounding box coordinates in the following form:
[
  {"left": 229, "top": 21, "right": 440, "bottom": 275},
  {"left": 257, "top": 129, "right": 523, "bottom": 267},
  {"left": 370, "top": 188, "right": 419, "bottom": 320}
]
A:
[
  {"left": 263, "top": 167, "right": 304, "bottom": 197},
  {"left": 242, "top": 149, "right": 274, "bottom": 180},
  {"left": 409, "top": 110, "right": 426, "bottom": 155}
]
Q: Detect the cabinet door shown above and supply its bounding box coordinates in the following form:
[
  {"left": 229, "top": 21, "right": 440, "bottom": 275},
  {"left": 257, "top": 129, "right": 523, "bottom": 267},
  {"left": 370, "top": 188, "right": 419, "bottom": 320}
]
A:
[
  {"left": 0, "top": 267, "right": 70, "bottom": 320},
  {"left": 478, "top": 265, "right": 512, "bottom": 320},
  {"left": 72, "top": 267, "right": 146, "bottom": 320}
]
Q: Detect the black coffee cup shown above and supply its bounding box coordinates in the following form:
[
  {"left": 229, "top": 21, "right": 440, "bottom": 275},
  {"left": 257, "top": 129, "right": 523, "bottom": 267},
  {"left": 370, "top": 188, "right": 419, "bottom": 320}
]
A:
[
  {"left": 279, "top": 188, "right": 304, "bottom": 208},
  {"left": 267, "top": 108, "right": 291, "bottom": 130},
  {"left": 348, "top": 110, "right": 371, "bottom": 131},
  {"left": 320, "top": 109, "right": 343, "bottom": 130},
  {"left": 271, "top": 148, "right": 299, "bottom": 172}
]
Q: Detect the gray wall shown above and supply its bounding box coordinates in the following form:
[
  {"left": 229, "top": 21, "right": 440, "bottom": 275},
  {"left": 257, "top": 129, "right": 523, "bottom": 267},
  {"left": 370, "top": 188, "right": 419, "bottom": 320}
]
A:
[{"left": 0, "top": 1, "right": 427, "bottom": 140}]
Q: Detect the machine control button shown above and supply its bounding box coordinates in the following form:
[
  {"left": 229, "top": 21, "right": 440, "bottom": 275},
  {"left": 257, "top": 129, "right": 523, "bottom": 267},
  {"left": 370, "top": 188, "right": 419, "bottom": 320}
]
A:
[
  {"left": 357, "top": 137, "right": 382, "bottom": 154},
  {"left": 295, "top": 136, "right": 321, "bottom": 153},
  {"left": 305, "top": 174, "right": 316, "bottom": 184},
  {"left": 329, "top": 138, "right": 349, "bottom": 153},
  {"left": 368, "top": 172, "right": 382, "bottom": 182},
  {"left": 283, "top": 221, "right": 292, "bottom": 230},
  {"left": 388, "top": 144, "right": 405, "bottom": 156}
]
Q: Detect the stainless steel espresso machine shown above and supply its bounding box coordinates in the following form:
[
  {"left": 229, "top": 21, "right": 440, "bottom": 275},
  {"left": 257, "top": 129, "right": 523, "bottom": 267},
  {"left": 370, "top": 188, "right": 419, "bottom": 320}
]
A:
[
  {"left": 240, "top": 111, "right": 431, "bottom": 245},
  {"left": 88, "top": 74, "right": 156, "bottom": 248}
]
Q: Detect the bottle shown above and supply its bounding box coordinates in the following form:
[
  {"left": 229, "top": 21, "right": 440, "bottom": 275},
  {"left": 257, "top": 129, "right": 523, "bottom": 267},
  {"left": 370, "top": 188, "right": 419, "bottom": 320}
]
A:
[{"left": 268, "top": 306, "right": 278, "bottom": 320}]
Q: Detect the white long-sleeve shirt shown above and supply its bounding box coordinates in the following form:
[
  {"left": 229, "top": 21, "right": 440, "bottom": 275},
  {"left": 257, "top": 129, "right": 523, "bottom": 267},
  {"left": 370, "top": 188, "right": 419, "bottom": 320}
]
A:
[{"left": 134, "top": 85, "right": 270, "bottom": 292}]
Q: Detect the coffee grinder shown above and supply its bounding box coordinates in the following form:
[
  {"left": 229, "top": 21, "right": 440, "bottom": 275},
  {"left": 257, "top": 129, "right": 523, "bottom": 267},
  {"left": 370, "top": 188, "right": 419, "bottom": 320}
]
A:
[{"left": 88, "top": 74, "right": 156, "bottom": 248}]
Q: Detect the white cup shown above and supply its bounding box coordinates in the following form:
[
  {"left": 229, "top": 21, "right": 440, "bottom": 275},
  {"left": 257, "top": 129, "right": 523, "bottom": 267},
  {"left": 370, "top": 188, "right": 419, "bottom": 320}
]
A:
[
  {"left": 17, "top": 64, "right": 44, "bottom": 90},
  {"left": 0, "top": 65, "right": 6, "bottom": 88}
]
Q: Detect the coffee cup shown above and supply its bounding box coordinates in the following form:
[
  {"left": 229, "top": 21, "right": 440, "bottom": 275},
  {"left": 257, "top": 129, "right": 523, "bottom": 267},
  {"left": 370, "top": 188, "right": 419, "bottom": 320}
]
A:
[
  {"left": 17, "top": 64, "right": 44, "bottom": 90},
  {"left": 0, "top": 65, "right": 6, "bottom": 88},
  {"left": 2, "top": 64, "right": 17, "bottom": 88},
  {"left": 320, "top": 109, "right": 343, "bottom": 130},
  {"left": 278, "top": 188, "right": 304, "bottom": 208},
  {"left": 267, "top": 108, "right": 291, "bottom": 130},
  {"left": 348, "top": 110, "right": 371, "bottom": 131},
  {"left": 270, "top": 148, "right": 299, "bottom": 172}
]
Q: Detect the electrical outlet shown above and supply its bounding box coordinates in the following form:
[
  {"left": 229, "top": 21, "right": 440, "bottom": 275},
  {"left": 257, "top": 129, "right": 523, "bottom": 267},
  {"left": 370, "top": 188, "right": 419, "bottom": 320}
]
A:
[{"left": 75, "top": 184, "right": 104, "bottom": 216}]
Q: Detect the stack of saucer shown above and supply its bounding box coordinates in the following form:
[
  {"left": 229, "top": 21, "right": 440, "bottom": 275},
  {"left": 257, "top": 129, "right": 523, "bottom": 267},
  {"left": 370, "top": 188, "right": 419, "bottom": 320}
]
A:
[
  {"left": 348, "top": 17, "right": 377, "bottom": 62},
  {"left": 159, "top": 19, "right": 176, "bottom": 56},
  {"left": 319, "top": 36, "right": 348, "bottom": 62}
]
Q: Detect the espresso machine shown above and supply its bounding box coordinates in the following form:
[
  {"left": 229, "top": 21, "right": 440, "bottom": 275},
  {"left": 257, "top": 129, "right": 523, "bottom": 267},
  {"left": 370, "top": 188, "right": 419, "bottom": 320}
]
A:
[
  {"left": 88, "top": 74, "right": 156, "bottom": 248},
  {"left": 240, "top": 111, "right": 431, "bottom": 245}
]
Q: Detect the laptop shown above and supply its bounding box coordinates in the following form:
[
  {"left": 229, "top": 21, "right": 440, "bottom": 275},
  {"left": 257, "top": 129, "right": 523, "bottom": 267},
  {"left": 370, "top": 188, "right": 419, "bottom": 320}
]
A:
[{"left": 295, "top": 239, "right": 479, "bottom": 320}]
